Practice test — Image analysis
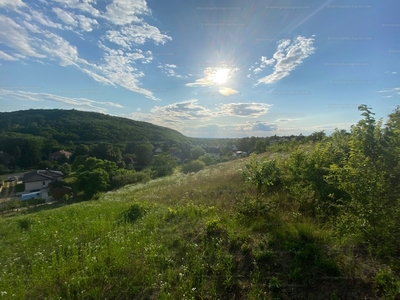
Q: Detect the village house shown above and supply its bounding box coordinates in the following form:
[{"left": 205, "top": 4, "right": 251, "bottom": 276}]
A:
[
  {"left": 49, "top": 150, "right": 72, "bottom": 161},
  {"left": 22, "top": 170, "right": 63, "bottom": 192}
]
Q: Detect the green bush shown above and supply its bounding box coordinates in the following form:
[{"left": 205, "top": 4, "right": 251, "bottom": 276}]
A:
[
  {"left": 181, "top": 160, "right": 205, "bottom": 174},
  {"left": 122, "top": 202, "right": 150, "bottom": 224}
]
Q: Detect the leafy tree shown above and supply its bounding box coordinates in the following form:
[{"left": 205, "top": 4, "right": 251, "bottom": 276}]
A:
[
  {"left": 308, "top": 130, "right": 326, "bottom": 142},
  {"left": 60, "top": 163, "right": 71, "bottom": 176},
  {"left": 150, "top": 153, "right": 177, "bottom": 178},
  {"left": 190, "top": 146, "right": 206, "bottom": 160},
  {"left": 199, "top": 154, "right": 214, "bottom": 166},
  {"left": 70, "top": 144, "right": 89, "bottom": 162},
  {"left": 76, "top": 168, "right": 110, "bottom": 198},
  {"left": 326, "top": 105, "right": 398, "bottom": 253},
  {"left": 134, "top": 143, "right": 153, "bottom": 170},
  {"left": 91, "top": 142, "right": 122, "bottom": 163},
  {"left": 254, "top": 140, "right": 266, "bottom": 154},
  {"left": 241, "top": 154, "right": 281, "bottom": 198}
]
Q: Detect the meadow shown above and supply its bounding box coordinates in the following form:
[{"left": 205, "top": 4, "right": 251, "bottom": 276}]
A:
[{"left": 0, "top": 151, "right": 397, "bottom": 300}]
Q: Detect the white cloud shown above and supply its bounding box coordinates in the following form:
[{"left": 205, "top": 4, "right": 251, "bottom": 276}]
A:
[
  {"left": 0, "top": 0, "right": 25, "bottom": 7},
  {"left": 151, "top": 100, "right": 215, "bottom": 121},
  {"left": 219, "top": 102, "right": 272, "bottom": 117},
  {"left": 0, "top": 15, "right": 45, "bottom": 58},
  {"left": 52, "top": 7, "right": 78, "bottom": 26},
  {"left": 128, "top": 100, "right": 215, "bottom": 129},
  {"left": 0, "top": 50, "right": 18, "bottom": 61},
  {"left": 158, "top": 63, "right": 186, "bottom": 78},
  {"left": 218, "top": 87, "right": 239, "bottom": 96},
  {"left": 256, "top": 36, "right": 315, "bottom": 85},
  {"left": 76, "top": 14, "right": 98, "bottom": 32},
  {"left": 234, "top": 121, "right": 277, "bottom": 132},
  {"left": 104, "top": 0, "right": 150, "bottom": 25},
  {"left": 51, "top": 0, "right": 100, "bottom": 17},
  {"left": 39, "top": 32, "right": 80, "bottom": 66},
  {"left": 378, "top": 88, "right": 400, "bottom": 93},
  {"left": 0, "top": 89, "right": 123, "bottom": 111},
  {"left": 106, "top": 23, "right": 172, "bottom": 48},
  {"left": 0, "top": 0, "right": 170, "bottom": 100}
]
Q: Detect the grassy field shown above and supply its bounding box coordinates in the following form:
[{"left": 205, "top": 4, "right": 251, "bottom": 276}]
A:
[{"left": 0, "top": 153, "right": 395, "bottom": 299}]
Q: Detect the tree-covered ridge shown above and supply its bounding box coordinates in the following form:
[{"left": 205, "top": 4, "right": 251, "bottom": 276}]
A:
[{"left": 0, "top": 109, "right": 190, "bottom": 144}]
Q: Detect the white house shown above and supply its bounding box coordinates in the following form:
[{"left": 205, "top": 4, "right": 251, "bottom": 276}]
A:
[{"left": 22, "top": 170, "right": 63, "bottom": 192}]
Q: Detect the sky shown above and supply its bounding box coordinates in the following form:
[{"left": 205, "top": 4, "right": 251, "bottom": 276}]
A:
[{"left": 0, "top": 0, "right": 399, "bottom": 138}]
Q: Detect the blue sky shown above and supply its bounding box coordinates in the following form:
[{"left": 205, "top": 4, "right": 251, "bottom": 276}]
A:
[{"left": 0, "top": 0, "right": 399, "bottom": 138}]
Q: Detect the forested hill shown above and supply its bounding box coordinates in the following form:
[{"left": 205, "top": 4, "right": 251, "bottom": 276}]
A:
[{"left": 0, "top": 109, "right": 190, "bottom": 144}]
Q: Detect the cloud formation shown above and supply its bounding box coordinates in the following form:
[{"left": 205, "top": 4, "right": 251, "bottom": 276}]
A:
[
  {"left": 0, "top": 0, "right": 172, "bottom": 100},
  {"left": 219, "top": 102, "right": 272, "bottom": 117},
  {"left": 0, "top": 89, "right": 124, "bottom": 112},
  {"left": 255, "top": 36, "right": 315, "bottom": 84}
]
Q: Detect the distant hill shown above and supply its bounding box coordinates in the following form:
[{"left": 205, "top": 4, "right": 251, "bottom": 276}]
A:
[{"left": 0, "top": 109, "right": 190, "bottom": 145}]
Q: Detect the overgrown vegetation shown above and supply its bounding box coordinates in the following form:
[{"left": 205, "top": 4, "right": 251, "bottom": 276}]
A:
[{"left": 0, "top": 105, "right": 399, "bottom": 299}]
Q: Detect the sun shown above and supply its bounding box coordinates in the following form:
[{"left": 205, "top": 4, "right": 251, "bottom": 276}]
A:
[{"left": 211, "top": 68, "right": 229, "bottom": 85}]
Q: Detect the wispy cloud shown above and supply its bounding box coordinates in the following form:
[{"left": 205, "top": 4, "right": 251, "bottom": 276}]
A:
[
  {"left": 378, "top": 87, "right": 400, "bottom": 94},
  {"left": 158, "top": 63, "right": 187, "bottom": 78},
  {"left": 255, "top": 36, "right": 315, "bottom": 85},
  {"left": 219, "top": 102, "right": 272, "bottom": 117},
  {"left": 103, "top": 0, "right": 150, "bottom": 25},
  {"left": 105, "top": 23, "right": 171, "bottom": 48},
  {"left": 0, "top": 50, "right": 18, "bottom": 61},
  {"left": 0, "top": 15, "right": 45, "bottom": 58},
  {"left": 218, "top": 87, "right": 239, "bottom": 96},
  {"left": 0, "top": 89, "right": 124, "bottom": 111},
  {"left": 0, "top": 0, "right": 172, "bottom": 100}
]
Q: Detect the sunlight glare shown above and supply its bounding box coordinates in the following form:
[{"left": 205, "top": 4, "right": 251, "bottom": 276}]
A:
[{"left": 211, "top": 68, "right": 230, "bottom": 84}]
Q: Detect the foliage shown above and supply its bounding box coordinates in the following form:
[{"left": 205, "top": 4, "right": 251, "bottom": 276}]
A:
[
  {"left": 198, "top": 154, "right": 214, "bottom": 166},
  {"left": 181, "top": 160, "right": 205, "bottom": 174},
  {"left": 75, "top": 157, "right": 118, "bottom": 198},
  {"left": 150, "top": 153, "right": 177, "bottom": 178},
  {"left": 60, "top": 163, "right": 71, "bottom": 176},
  {"left": 241, "top": 154, "right": 281, "bottom": 197},
  {"left": 111, "top": 169, "right": 151, "bottom": 189},
  {"left": 190, "top": 146, "right": 206, "bottom": 160}
]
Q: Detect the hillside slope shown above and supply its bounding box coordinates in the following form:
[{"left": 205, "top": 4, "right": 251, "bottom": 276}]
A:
[
  {"left": 0, "top": 109, "right": 190, "bottom": 144},
  {"left": 0, "top": 154, "right": 386, "bottom": 299}
]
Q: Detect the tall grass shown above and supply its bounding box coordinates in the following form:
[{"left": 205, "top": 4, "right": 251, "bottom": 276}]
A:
[{"left": 0, "top": 155, "right": 394, "bottom": 299}]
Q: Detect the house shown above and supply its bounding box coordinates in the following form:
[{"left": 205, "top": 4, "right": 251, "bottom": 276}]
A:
[
  {"left": 235, "top": 151, "right": 247, "bottom": 157},
  {"left": 22, "top": 170, "right": 63, "bottom": 192},
  {"left": 49, "top": 150, "right": 72, "bottom": 161}
]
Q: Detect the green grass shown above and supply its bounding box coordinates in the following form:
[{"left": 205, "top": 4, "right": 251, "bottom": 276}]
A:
[{"left": 0, "top": 155, "right": 395, "bottom": 299}]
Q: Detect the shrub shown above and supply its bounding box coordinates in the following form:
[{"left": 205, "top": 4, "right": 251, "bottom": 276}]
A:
[
  {"left": 181, "top": 160, "right": 205, "bottom": 174},
  {"left": 122, "top": 202, "right": 150, "bottom": 223}
]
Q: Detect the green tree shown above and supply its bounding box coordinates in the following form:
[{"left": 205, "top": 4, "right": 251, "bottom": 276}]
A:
[
  {"left": 254, "top": 140, "right": 266, "bottom": 154},
  {"left": 190, "top": 146, "right": 206, "bottom": 160},
  {"left": 199, "top": 154, "right": 214, "bottom": 166},
  {"left": 92, "top": 142, "right": 122, "bottom": 163},
  {"left": 241, "top": 154, "right": 281, "bottom": 198},
  {"left": 134, "top": 143, "right": 153, "bottom": 170},
  {"left": 150, "top": 153, "right": 177, "bottom": 178},
  {"left": 60, "top": 163, "right": 71, "bottom": 176},
  {"left": 76, "top": 168, "right": 109, "bottom": 198},
  {"left": 326, "top": 105, "right": 397, "bottom": 253}
]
